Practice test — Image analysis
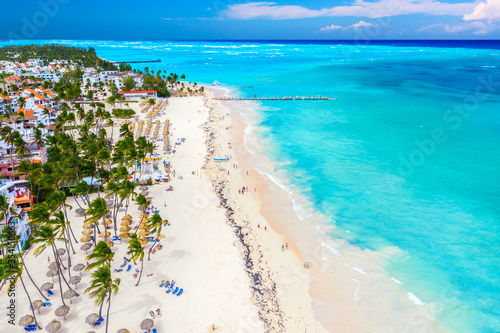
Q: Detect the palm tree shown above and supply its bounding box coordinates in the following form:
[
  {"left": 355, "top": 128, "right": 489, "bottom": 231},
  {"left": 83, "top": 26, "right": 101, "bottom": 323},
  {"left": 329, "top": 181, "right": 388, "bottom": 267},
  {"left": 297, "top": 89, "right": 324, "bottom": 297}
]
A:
[
  {"left": 0, "top": 255, "right": 42, "bottom": 330},
  {"left": 133, "top": 194, "right": 150, "bottom": 232},
  {"left": 14, "top": 135, "right": 30, "bottom": 159},
  {"left": 0, "top": 226, "right": 49, "bottom": 301},
  {"left": 85, "top": 198, "right": 110, "bottom": 243},
  {"left": 86, "top": 241, "right": 114, "bottom": 271},
  {"left": 85, "top": 265, "right": 120, "bottom": 333},
  {"left": 147, "top": 213, "right": 163, "bottom": 261},
  {"left": 30, "top": 127, "right": 45, "bottom": 150},
  {"left": 126, "top": 234, "right": 145, "bottom": 286}
]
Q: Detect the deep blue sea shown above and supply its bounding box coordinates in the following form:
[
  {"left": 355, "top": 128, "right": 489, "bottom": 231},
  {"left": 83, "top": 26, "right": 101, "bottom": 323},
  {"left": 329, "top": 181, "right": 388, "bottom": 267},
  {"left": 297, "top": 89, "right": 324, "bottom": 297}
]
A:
[{"left": 4, "top": 39, "right": 499, "bottom": 332}]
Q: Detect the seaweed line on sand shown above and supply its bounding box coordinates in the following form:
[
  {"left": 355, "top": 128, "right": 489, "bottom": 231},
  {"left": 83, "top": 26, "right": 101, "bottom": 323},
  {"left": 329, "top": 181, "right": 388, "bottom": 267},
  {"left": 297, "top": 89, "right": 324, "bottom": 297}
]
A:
[{"left": 201, "top": 97, "right": 285, "bottom": 332}]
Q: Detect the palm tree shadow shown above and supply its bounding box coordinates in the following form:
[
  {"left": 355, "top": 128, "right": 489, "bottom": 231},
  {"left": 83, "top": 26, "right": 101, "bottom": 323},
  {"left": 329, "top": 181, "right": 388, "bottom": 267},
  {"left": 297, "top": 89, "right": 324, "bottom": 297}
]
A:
[{"left": 168, "top": 249, "right": 190, "bottom": 261}]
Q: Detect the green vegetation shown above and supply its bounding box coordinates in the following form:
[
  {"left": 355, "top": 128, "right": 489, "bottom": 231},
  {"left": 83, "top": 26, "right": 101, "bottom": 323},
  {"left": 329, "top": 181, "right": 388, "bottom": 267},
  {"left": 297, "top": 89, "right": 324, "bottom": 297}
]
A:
[
  {"left": 0, "top": 44, "right": 117, "bottom": 71},
  {"left": 112, "top": 108, "right": 135, "bottom": 119}
]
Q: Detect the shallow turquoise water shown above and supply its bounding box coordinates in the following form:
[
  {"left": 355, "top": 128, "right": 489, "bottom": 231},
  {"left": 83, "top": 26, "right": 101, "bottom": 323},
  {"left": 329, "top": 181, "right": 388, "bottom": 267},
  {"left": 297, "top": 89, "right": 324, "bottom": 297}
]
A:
[{"left": 5, "top": 40, "right": 500, "bottom": 332}]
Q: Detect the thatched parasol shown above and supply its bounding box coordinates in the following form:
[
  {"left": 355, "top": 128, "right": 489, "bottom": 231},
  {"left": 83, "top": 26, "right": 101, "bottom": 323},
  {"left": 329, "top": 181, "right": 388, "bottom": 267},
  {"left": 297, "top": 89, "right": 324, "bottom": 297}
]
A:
[
  {"left": 69, "top": 276, "right": 81, "bottom": 289},
  {"left": 123, "top": 214, "right": 132, "bottom": 219},
  {"left": 99, "top": 231, "right": 111, "bottom": 238},
  {"left": 140, "top": 318, "right": 154, "bottom": 331},
  {"left": 47, "top": 269, "right": 58, "bottom": 282},
  {"left": 119, "top": 226, "right": 130, "bottom": 232},
  {"left": 106, "top": 200, "right": 114, "bottom": 207},
  {"left": 63, "top": 289, "right": 78, "bottom": 304},
  {"left": 139, "top": 237, "right": 149, "bottom": 245},
  {"left": 41, "top": 282, "right": 53, "bottom": 292},
  {"left": 139, "top": 186, "right": 148, "bottom": 191},
  {"left": 46, "top": 319, "right": 62, "bottom": 332},
  {"left": 76, "top": 208, "right": 85, "bottom": 216},
  {"left": 81, "top": 235, "right": 92, "bottom": 242},
  {"left": 85, "top": 313, "right": 101, "bottom": 326},
  {"left": 73, "top": 263, "right": 86, "bottom": 276},
  {"left": 82, "top": 229, "right": 93, "bottom": 236},
  {"left": 139, "top": 213, "right": 148, "bottom": 219},
  {"left": 119, "top": 232, "right": 131, "bottom": 239},
  {"left": 120, "top": 220, "right": 132, "bottom": 226},
  {"left": 80, "top": 243, "right": 92, "bottom": 253},
  {"left": 138, "top": 180, "right": 148, "bottom": 185},
  {"left": 48, "top": 262, "right": 58, "bottom": 270},
  {"left": 106, "top": 241, "right": 114, "bottom": 248},
  {"left": 18, "top": 315, "right": 35, "bottom": 327},
  {"left": 103, "top": 219, "right": 112, "bottom": 225},
  {"left": 31, "top": 300, "right": 44, "bottom": 314},
  {"left": 55, "top": 305, "right": 70, "bottom": 320},
  {"left": 140, "top": 191, "right": 149, "bottom": 197},
  {"left": 117, "top": 329, "right": 130, "bottom": 333},
  {"left": 138, "top": 230, "right": 148, "bottom": 237},
  {"left": 57, "top": 248, "right": 66, "bottom": 256}
]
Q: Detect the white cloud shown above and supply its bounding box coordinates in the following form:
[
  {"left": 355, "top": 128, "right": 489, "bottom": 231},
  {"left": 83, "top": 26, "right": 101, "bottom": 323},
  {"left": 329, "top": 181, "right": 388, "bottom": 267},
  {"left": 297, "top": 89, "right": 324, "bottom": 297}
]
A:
[
  {"left": 418, "top": 20, "right": 499, "bottom": 34},
  {"left": 463, "top": 0, "right": 500, "bottom": 20},
  {"left": 223, "top": 1, "right": 478, "bottom": 20},
  {"left": 320, "top": 21, "right": 377, "bottom": 31}
]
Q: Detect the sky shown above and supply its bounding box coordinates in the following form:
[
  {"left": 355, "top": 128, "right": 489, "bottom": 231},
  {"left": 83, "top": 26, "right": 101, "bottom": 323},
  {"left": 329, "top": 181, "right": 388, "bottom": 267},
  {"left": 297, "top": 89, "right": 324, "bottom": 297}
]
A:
[{"left": 1, "top": 0, "right": 499, "bottom": 40}]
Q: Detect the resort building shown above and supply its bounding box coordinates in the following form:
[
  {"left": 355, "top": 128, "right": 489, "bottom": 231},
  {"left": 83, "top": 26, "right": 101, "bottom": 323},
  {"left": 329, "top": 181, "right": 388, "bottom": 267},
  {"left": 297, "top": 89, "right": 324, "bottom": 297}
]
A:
[
  {"left": 0, "top": 179, "right": 33, "bottom": 255},
  {"left": 119, "top": 90, "right": 157, "bottom": 101}
]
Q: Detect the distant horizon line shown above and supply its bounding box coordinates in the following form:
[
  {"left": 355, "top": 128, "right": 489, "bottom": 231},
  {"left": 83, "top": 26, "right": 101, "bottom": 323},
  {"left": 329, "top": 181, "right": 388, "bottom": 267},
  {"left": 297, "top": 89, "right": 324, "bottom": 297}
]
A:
[{"left": 1, "top": 38, "right": 500, "bottom": 42}]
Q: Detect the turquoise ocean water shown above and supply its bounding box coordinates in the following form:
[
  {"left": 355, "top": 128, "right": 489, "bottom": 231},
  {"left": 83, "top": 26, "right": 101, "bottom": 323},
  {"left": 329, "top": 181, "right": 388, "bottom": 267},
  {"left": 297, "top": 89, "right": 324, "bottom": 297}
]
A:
[{"left": 4, "top": 40, "right": 499, "bottom": 332}]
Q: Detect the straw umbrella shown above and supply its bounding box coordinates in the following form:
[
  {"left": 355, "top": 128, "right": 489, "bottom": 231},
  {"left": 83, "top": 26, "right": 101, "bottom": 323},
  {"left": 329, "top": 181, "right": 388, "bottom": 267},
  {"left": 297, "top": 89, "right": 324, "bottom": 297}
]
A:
[
  {"left": 103, "top": 219, "right": 112, "bottom": 226},
  {"left": 139, "top": 238, "right": 149, "bottom": 245},
  {"left": 18, "top": 315, "right": 35, "bottom": 327},
  {"left": 82, "top": 229, "right": 93, "bottom": 236},
  {"left": 57, "top": 248, "right": 66, "bottom": 256},
  {"left": 99, "top": 231, "right": 111, "bottom": 238},
  {"left": 120, "top": 220, "right": 131, "bottom": 226},
  {"left": 117, "top": 329, "right": 130, "bottom": 333},
  {"left": 86, "top": 314, "right": 101, "bottom": 326},
  {"left": 41, "top": 282, "right": 53, "bottom": 295},
  {"left": 139, "top": 186, "right": 148, "bottom": 191},
  {"left": 81, "top": 243, "right": 92, "bottom": 253},
  {"left": 63, "top": 289, "right": 78, "bottom": 304},
  {"left": 140, "top": 191, "right": 149, "bottom": 197},
  {"left": 83, "top": 222, "right": 94, "bottom": 229},
  {"left": 46, "top": 269, "right": 58, "bottom": 283},
  {"left": 31, "top": 300, "right": 44, "bottom": 314},
  {"left": 73, "top": 263, "right": 86, "bottom": 277},
  {"left": 119, "top": 225, "right": 130, "bottom": 231},
  {"left": 138, "top": 180, "right": 148, "bottom": 185},
  {"left": 140, "top": 319, "right": 154, "bottom": 332},
  {"left": 138, "top": 230, "right": 148, "bottom": 237},
  {"left": 69, "top": 276, "right": 81, "bottom": 289},
  {"left": 48, "top": 262, "right": 58, "bottom": 270},
  {"left": 123, "top": 214, "right": 132, "bottom": 219},
  {"left": 46, "top": 319, "right": 62, "bottom": 332},
  {"left": 76, "top": 208, "right": 85, "bottom": 217},
  {"left": 55, "top": 304, "right": 70, "bottom": 320},
  {"left": 106, "top": 241, "right": 114, "bottom": 248},
  {"left": 119, "top": 232, "right": 131, "bottom": 239},
  {"left": 81, "top": 235, "right": 92, "bottom": 242}
]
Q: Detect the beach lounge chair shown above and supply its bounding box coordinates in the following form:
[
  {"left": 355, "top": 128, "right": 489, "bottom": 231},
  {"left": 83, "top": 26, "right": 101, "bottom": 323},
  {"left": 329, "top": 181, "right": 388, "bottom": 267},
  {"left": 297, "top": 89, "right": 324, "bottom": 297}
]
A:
[
  {"left": 153, "top": 329, "right": 158, "bottom": 333},
  {"left": 43, "top": 302, "right": 51, "bottom": 307},
  {"left": 47, "top": 289, "right": 54, "bottom": 295},
  {"left": 177, "top": 288, "right": 184, "bottom": 296},
  {"left": 126, "top": 265, "right": 131, "bottom": 272},
  {"left": 159, "top": 280, "right": 165, "bottom": 287},
  {"left": 120, "top": 262, "right": 126, "bottom": 267},
  {"left": 172, "top": 287, "right": 179, "bottom": 295},
  {"left": 165, "top": 286, "right": 172, "bottom": 294}
]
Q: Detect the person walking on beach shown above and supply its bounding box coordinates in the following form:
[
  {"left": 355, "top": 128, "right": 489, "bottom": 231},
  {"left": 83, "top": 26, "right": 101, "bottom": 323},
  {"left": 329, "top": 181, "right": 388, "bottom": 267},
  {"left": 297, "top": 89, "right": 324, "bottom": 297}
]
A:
[
  {"left": 286, "top": 243, "right": 288, "bottom": 250},
  {"left": 48, "top": 257, "right": 50, "bottom": 263},
  {"left": 282, "top": 244, "right": 285, "bottom": 252}
]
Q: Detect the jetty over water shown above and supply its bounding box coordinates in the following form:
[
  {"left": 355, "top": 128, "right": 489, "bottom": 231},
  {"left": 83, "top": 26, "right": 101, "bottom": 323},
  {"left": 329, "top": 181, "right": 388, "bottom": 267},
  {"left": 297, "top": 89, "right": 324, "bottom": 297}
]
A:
[
  {"left": 111, "top": 59, "right": 161, "bottom": 64},
  {"left": 213, "top": 96, "right": 336, "bottom": 101}
]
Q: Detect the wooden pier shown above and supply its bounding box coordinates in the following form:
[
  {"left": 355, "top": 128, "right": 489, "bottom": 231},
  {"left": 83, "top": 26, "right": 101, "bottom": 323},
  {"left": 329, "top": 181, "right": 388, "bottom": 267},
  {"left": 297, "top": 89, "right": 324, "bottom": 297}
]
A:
[
  {"left": 213, "top": 96, "right": 336, "bottom": 101},
  {"left": 111, "top": 59, "right": 161, "bottom": 64}
]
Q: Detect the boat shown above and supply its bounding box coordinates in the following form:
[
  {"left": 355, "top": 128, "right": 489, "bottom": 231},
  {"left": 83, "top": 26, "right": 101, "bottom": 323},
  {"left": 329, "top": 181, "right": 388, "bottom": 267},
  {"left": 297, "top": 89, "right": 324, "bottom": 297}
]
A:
[{"left": 212, "top": 81, "right": 220, "bottom": 86}]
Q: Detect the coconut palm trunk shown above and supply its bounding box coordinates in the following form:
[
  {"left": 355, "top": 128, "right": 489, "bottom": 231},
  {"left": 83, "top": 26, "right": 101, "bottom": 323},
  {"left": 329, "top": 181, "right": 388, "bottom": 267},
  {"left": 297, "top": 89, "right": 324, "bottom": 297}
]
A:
[{"left": 19, "top": 276, "right": 42, "bottom": 330}]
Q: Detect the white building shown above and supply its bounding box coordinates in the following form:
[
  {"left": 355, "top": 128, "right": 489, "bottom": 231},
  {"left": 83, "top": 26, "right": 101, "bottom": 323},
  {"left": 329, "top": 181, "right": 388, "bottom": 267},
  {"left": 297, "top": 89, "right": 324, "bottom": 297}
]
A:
[
  {"left": 0, "top": 179, "right": 32, "bottom": 254},
  {"left": 118, "top": 90, "right": 157, "bottom": 101}
]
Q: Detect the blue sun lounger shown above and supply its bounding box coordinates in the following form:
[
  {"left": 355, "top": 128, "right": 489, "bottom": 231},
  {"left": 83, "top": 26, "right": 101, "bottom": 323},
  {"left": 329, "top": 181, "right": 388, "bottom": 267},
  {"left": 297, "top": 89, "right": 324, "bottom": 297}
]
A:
[
  {"left": 177, "top": 288, "right": 184, "bottom": 296},
  {"left": 172, "top": 286, "right": 179, "bottom": 295},
  {"left": 47, "top": 290, "right": 54, "bottom": 295},
  {"left": 126, "top": 264, "right": 131, "bottom": 272},
  {"left": 43, "top": 302, "right": 51, "bottom": 307},
  {"left": 153, "top": 329, "right": 158, "bottom": 333},
  {"left": 166, "top": 286, "right": 172, "bottom": 294}
]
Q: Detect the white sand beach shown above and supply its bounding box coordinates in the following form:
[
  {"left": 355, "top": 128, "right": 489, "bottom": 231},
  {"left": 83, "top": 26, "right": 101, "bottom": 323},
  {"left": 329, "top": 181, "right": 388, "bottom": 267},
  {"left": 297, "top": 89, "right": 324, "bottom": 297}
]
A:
[{"left": 0, "top": 93, "right": 326, "bottom": 333}]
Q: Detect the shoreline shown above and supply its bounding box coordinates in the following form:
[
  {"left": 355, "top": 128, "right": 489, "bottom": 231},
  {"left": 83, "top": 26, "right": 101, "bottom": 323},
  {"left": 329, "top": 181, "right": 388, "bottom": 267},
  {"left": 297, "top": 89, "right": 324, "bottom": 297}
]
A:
[{"left": 207, "top": 87, "right": 452, "bottom": 332}]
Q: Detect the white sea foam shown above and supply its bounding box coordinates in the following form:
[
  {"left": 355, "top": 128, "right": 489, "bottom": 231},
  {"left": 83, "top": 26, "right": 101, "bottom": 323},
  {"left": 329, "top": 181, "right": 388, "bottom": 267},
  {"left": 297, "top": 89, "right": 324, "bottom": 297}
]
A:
[
  {"left": 391, "top": 277, "right": 403, "bottom": 284},
  {"left": 407, "top": 292, "right": 425, "bottom": 306},
  {"left": 354, "top": 287, "right": 360, "bottom": 303}
]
